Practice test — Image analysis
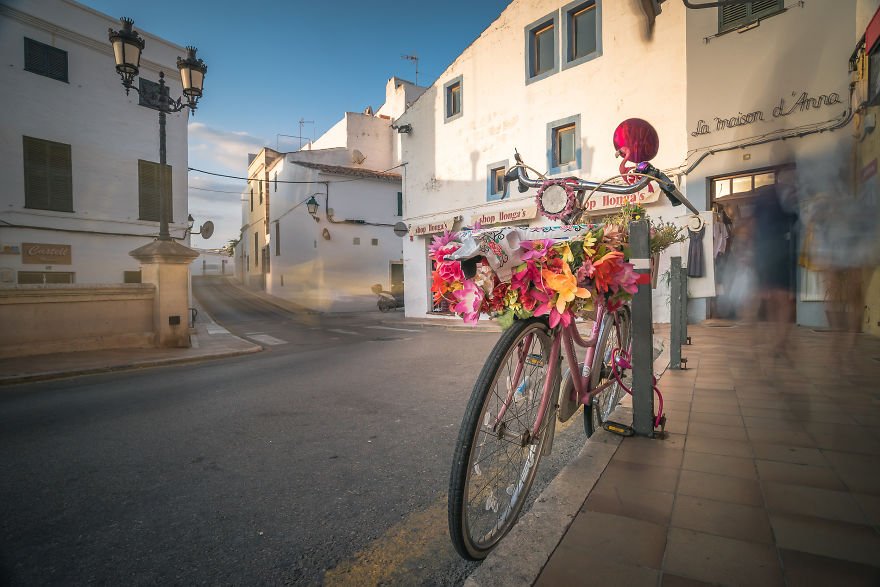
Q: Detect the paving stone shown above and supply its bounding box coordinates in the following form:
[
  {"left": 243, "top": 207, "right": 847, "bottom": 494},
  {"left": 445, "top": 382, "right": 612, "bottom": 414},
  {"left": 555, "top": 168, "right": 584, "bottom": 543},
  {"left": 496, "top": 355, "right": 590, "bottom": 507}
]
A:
[
  {"left": 779, "top": 549, "right": 880, "bottom": 587},
  {"left": 664, "top": 527, "right": 783, "bottom": 586},
  {"left": 750, "top": 443, "right": 828, "bottom": 466},
  {"left": 584, "top": 478, "right": 675, "bottom": 526},
  {"left": 769, "top": 513, "right": 880, "bottom": 567},
  {"left": 686, "top": 435, "right": 753, "bottom": 459},
  {"left": 686, "top": 422, "right": 748, "bottom": 441},
  {"left": 560, "top": 511, "right": 668, "bottom": 569},
  {"left": 677, "top": 469, "right": 763, "bottom": 506},
  {"left": 681, "top": 451, "right": 758, "bottom": 480},
  {"left": 755, "top": 460, "right": 846, "bottom": 491},
  {"left": 762, "top": 481, "right": 866, "bottom": 524},
  {"left": 671, "top": 494, "right": 773, "bottom": 543}
]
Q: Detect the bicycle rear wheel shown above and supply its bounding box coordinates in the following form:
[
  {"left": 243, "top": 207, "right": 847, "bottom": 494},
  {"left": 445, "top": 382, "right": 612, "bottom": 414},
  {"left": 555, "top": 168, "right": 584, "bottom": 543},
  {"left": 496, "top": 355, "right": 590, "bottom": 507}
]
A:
[
  {"left": 584, "top": 306, "right": 632, "bottom": 437},
  {"left": 448, "top": 318, "right": 557, "bottom": 560}
]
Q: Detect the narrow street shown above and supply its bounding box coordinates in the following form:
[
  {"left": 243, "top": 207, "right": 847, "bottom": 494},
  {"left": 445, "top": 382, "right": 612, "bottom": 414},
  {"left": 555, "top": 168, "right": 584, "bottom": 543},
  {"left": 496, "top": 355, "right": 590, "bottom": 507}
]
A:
[{"left": 0, "top": 278, "right": 588, "bottom": 586}]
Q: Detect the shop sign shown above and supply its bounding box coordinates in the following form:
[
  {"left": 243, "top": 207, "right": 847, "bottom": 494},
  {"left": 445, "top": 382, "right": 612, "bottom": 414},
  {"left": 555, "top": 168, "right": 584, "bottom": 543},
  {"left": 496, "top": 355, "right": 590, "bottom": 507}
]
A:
[
  {"left": 409, "top": 218, "right": 456, "bottom": 237},
  {"left": 22, "top": 243, "right": 72, "bottom": 265},
  {"left": 469, "top": 204, "right": 538, "bottom": 227},
  {"left": 0, "top": 244, "right": 21, "bottom": 255},
  {"left": 582, "top": 189, "right": 661, "bottom": 212},
  {"left": 690, "top": 90, "right": 843, "bottom": 137}
]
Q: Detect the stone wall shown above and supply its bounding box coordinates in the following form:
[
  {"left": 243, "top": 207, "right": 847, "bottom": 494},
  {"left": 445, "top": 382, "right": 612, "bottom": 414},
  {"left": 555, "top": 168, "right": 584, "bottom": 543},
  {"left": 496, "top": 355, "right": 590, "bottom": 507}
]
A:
[{"left": 0, "top": 284, "right": 156, "bottom": 358}]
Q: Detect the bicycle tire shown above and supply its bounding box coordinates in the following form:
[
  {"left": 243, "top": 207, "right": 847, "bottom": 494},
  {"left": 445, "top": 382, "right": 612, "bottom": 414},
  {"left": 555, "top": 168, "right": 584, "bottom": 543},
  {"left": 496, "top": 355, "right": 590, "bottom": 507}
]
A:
[
  {"left": 584, "top": 306, "right": 632, "bottom": 437},
  {"left": 448, "top": 318, "right": 558, "bottom": 560}
]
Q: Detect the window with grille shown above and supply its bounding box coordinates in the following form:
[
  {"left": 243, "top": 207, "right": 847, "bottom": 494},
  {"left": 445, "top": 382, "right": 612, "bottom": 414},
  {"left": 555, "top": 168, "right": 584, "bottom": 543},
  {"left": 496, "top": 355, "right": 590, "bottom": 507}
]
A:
[
  {"left": 23, "top": 136, "right": 73, "bottom": 212},
  {"left": 719, "top": 0, "right": 783, "bottom": 33},
  {"left": 138, "top": 160, "right": 172, "bottom": 222},
  {"left": 24, "top": 38, "right": 68, "bottom": 82}
]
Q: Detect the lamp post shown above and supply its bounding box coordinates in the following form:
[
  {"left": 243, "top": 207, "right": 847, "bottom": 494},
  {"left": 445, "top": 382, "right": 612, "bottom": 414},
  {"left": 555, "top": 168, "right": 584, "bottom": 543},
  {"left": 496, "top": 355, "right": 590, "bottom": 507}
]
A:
[{"left": 108, "top": 17, "right": 207, "bottom": 241}]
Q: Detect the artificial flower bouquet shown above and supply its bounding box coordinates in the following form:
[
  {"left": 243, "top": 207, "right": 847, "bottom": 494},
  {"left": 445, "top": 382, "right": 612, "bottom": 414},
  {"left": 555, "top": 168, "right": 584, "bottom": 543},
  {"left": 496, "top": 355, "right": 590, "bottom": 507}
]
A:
[{"left": 430, "top": 223, "right": 639, "bottom": 329}]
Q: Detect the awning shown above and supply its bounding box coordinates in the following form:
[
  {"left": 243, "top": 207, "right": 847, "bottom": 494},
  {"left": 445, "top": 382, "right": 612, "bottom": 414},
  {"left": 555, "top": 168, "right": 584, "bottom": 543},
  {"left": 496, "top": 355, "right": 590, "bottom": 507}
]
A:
[
  {"left": 467, "top": 202, "right": 539, "bottom": 227},
  {"left": 409, "top": 217, "right": 456, "bottom": 237}
]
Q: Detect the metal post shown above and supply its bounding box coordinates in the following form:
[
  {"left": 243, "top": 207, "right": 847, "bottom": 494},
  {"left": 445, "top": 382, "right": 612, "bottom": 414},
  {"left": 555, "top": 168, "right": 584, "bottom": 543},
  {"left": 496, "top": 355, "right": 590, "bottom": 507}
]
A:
[
  {"left": 670, "top": 256, "right": 682, "bottom": 369},
  {"left": 680, "top": 265, "right": 689, "bottom": 346},
  {"left": 629, "top": 220, "right": 654, "bottom": 437},
  {"left": 157, "top": 72, "right": 170, "bottom": 241}
]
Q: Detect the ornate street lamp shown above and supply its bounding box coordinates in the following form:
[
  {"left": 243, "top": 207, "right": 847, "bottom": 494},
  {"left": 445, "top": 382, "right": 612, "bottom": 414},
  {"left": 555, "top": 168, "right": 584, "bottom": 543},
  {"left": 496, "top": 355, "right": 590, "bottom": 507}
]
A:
[{"left": 108, "top": 17, "right": 207, "bottom": 241}]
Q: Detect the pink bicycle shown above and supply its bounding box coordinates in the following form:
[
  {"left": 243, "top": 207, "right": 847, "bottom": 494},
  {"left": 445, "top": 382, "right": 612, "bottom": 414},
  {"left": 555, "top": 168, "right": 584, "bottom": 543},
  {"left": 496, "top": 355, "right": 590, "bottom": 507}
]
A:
[{"left": 447, "top": 155, "right": 687, "bottom": 560}]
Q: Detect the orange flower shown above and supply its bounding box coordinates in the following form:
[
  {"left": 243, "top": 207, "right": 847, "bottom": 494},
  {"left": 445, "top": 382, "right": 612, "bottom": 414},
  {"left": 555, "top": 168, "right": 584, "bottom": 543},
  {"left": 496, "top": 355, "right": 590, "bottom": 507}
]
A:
[{"left": 542, "top": 263, "right": 591, "bottom": 314}]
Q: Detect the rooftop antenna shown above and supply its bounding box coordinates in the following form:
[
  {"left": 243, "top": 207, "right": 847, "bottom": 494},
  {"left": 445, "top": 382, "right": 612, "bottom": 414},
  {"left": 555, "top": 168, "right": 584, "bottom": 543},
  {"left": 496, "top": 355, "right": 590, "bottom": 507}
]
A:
[
  {"left": 401, "top": 53, "right": 419, "bottom": 85},
  {"left": 298, "top": 118, "right": 314, "bottom": 150}
]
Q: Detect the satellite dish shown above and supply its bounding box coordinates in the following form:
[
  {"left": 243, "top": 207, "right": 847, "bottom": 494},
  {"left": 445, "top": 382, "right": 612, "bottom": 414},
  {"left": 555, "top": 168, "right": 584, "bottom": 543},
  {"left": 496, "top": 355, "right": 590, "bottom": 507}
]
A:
[
  {"left": 351, "top": 149, "right": 366, "bottom": 165},
  {"left": 199, "top": 221, "right": 214, "bottom": 240},
  {"left": 393, "top": 221, "right": 408, "bottom": 237}
]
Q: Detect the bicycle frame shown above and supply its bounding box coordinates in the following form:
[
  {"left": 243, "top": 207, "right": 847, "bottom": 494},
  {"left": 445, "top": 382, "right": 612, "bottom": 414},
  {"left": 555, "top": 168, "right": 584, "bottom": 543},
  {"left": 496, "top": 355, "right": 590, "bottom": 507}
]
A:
[{"left": 492, "top": 305, "right": 631, "bottom": 440}]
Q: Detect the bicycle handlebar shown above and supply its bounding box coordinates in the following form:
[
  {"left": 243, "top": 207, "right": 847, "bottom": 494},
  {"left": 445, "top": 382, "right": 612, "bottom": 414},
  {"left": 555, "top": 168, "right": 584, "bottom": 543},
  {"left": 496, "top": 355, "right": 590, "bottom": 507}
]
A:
[{"left": 507, "top": 152, "right": 701, "bottom": 216}]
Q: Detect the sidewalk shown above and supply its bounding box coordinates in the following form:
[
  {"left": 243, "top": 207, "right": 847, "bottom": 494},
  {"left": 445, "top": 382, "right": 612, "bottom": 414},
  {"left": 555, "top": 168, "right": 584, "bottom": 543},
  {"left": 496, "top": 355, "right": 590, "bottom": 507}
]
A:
[
  {"left": 467, "top": 323, "right": 880, "bottom": 587},
  {"left": 0, "top": 299, "right": 261, "bottom": 386}
]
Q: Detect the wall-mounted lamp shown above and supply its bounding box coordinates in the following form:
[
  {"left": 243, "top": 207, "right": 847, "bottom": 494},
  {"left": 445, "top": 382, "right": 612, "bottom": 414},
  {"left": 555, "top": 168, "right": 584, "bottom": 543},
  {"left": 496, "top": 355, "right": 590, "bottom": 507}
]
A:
[
  {"left": 393, "top": 123, "right": 412, "bottom": 134},
  {"left": 306, "top": 195, "right": 319, "bottom": 216},
  {"left": 321, "top": 228, "right": 331, "bottom": 240}
]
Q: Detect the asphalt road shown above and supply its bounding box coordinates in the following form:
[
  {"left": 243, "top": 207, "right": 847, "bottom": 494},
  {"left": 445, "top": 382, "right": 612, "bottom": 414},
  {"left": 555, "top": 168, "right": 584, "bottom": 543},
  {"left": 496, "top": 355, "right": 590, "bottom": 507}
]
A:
[{"left": 0, "top": 278, "right": 588, "bottom": 586}]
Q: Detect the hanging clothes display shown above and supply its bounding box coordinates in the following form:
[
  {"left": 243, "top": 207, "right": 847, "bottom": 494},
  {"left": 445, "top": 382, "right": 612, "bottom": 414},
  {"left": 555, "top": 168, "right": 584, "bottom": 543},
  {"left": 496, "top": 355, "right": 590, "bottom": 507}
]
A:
[{"left": 687, "top": 217, "right": 705, "bottom": 278}]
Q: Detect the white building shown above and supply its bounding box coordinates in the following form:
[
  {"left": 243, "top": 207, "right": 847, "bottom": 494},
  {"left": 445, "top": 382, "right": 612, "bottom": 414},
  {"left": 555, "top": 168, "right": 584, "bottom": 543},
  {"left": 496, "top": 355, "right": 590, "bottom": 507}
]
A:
[
  {"left": 0, "top": 0, "right": 191, "bottom": 286},
  {"left": 236, "top": 77, "right": 424, "bottom": 312},
  {"left": 396, "top": 0, "right": 688, "bottom": 322},
  {"left": 397, "top": 0, "right": 856, "bottom": 327}
]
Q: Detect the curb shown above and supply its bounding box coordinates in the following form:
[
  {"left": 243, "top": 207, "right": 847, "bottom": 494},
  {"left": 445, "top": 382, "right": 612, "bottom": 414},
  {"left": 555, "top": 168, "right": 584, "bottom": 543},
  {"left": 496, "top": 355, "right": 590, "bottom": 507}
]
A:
[{"left": 0, "top": 345, "right": 262, "bottom": 386}]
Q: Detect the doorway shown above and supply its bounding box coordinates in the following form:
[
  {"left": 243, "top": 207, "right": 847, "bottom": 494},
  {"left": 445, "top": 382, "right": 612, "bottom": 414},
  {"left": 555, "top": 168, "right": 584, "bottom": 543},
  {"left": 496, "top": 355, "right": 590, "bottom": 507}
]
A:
[{"left": 709, "top": 166, "right": 797, "bottom": 321}]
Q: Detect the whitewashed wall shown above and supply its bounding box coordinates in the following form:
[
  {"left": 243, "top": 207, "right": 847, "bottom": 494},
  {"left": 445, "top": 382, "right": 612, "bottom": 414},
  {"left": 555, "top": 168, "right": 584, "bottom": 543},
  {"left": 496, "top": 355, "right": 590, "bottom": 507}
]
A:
[
  {"left": 0, "top": 0, "right": 190, "bottom": 284},
  {"left": 397, "top": 0, "right": 688, "bottom": 319},
  {"left": 684, "top": 0, "right": 856, "bottom": 326}
]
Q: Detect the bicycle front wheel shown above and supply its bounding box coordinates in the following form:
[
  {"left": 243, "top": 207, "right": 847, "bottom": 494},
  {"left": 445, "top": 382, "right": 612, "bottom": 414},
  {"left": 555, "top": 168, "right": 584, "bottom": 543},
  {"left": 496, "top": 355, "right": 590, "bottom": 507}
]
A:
[
  {"left": 448, "top": 318, "right": 557, "bottom": 560},
  {"left": 584, "top": 306, "right": 632, "bottom": 437}
]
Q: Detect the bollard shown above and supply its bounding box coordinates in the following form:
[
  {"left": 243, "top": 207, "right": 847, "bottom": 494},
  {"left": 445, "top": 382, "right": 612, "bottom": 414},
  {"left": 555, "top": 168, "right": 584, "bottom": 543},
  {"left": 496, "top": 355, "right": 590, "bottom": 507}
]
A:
[
  {"left": 680, "top": 265, "right": 689, "bottom": 346},
  {"left": 629, "top": 220, "right": 654, "bottom": 437},
  {"left": 670, "top": 257, "right": 682, "bottom": 369}
]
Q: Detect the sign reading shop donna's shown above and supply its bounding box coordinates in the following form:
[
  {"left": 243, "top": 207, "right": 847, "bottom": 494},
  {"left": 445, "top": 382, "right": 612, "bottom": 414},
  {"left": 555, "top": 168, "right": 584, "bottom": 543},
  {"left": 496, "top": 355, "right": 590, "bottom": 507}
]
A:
[
  {"left": 409, "top": 218, "right": 456, "bottom": 237},
  {"left": 469, "top": 205, "right": 538, "bottom": 227},
  {"left": 22, "top": 243, "right": 72, "bottom": 265}
]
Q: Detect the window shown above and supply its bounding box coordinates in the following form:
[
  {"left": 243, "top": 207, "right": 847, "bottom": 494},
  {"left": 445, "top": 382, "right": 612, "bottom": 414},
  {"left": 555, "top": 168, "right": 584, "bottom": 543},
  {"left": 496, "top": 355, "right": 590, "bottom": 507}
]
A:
[
  {"left": 259, "top": 180, "right": 263, "bottom": 204},
  {"left": 869, "top": 43, "right": 880, "bottom": 105},
  {"left": 254, "top": 232, "right": 259, "bottom": 267},
  {"left": 24, "top": 38, "right": 68, "bottom": 83},
  {"left": 486, "top": 160, "right": 508, "bottom": 201},
  {"left": 562, "top": 1, "right": 601, "bottom": 69},
  {"left": 18, "top": 271, "right": 74, "bottom": 284},
  {"left": 274, "top": 173, "right": 278, "bottom": 192},
  {"left": 444, "top": 76, "right": 463, "bottom": 122},
  {"left": 525, "top": 12, "right": 558, "bottom": 83},
  {"left": 23, "top": 136, "right": 73, "bottom": 212},
  {"left": 137, "top": 160, "right": 172, "bottom": 222},
  {"left": 250, "top": 188, "right": 254, "bottom": 212},
  {"left": 396, "top": 191, "right": 403, "bottom": 216},
  {"left": 371, "top": 238, "right": 379, "bottom": 246},
  {"left": 353, "top": 237, "right": 361, "bottom": 245},
  {"left": 274, "top": 222, "right": 280, "bottom": 256},
  {"left": 719, "top": 0, "right": 783, "bottom": 33},
  {"left": 546, "top": 115, "right": 581, "bottom": 173},
  {"left": 712, "top": 169, "right": 777, "bottom": 200},
  {"left": 123, "top": 271, "right": 142, "bottom": 283}
]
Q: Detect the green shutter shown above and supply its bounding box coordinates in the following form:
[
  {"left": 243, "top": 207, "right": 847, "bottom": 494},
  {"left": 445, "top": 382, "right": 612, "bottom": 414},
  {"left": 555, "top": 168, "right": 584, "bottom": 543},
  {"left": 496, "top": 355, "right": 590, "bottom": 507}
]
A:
[
  {"left": 23, "top": 136, "right": 72, "bottom": 212},
  {"left": 751, "top": 0, "right": 782, "bottom": 19},
  {"left": 24, "top": 37, "right": 68, "bottom": 82},
  {"left": 720, "top": 1, "right": 783, "bottom": 33}
]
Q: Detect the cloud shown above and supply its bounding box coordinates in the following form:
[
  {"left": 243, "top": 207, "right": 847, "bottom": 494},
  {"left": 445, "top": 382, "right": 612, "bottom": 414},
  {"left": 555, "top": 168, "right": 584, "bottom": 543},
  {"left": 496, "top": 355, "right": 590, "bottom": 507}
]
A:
[
  {"left": 186, "top": 122, "right": 265, "bottom": 249},
  {"left": 188, "top": 122, "right": 266, "bottom": 173}
]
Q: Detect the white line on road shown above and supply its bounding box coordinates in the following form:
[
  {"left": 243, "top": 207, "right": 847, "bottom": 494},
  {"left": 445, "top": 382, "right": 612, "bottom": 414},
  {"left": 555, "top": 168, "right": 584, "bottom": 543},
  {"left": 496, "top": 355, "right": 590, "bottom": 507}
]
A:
[
  {"left": 207, "top": 325, "right": 230, "bottom": 335},
  {"left": 364, "top": 325, "right": 422, "bottom": 333},
  {"left": 248, "top": 334, "right": 288, "bottom": 345},
  {"left": 328, "top": 329, "right": 361, "bottom": 336}
]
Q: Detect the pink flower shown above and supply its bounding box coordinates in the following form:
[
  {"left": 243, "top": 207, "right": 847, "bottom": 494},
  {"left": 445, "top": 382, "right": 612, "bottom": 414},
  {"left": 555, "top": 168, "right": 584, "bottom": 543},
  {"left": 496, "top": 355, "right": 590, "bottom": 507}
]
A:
[
  {"left": 452, "top": 280, "right": 484, "bottom": 324},
  {"left": 533, "top": 298, "right": 573, "bottom": 328},
  {"left": 610, "top": 262, "right": 639, "bottom": 295},
  {"left": 520, "top": 239, "right": 556, "bottom": 262},
  {"left": 428, "top": 230, "right": 458, "bottom": 259},
  {"left": 437, "top": 260, "right": 465, "bottom": 283}
]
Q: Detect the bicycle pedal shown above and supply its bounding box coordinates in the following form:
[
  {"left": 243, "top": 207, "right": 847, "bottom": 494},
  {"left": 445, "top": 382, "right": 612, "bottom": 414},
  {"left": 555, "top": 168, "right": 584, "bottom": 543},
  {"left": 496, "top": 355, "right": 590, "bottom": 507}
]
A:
[{"left": 603, "top": 421, "right": 634, "bottom": 437}]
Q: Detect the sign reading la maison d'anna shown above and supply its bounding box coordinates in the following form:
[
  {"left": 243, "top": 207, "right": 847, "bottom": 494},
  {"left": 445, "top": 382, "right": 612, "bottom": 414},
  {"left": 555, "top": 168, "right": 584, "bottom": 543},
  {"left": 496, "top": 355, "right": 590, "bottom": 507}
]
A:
[{"left": 690, "top": 90, "right": 843, "bottom": 138}]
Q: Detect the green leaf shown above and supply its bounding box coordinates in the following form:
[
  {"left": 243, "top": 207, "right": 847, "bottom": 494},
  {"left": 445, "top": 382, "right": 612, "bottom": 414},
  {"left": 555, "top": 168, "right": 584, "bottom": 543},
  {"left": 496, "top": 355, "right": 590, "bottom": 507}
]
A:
[{"left": 497, "top": 309, "right": 515, "bottom": 330}]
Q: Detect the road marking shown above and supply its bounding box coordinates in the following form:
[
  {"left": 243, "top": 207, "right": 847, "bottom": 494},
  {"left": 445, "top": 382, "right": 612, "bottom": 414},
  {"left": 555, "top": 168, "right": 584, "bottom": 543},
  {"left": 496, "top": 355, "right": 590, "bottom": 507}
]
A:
[
  {"left": 364, "top": 325, "right": 422, "bottom": 333},
  {"left": 206, "top": 325, "right": 230, "bottom": 335},
  {"left": 248, "top": 334, "right": 287, "bottom": 345},
  {"left": 328, "top": 329, "right": 361, "bottom": 336}
]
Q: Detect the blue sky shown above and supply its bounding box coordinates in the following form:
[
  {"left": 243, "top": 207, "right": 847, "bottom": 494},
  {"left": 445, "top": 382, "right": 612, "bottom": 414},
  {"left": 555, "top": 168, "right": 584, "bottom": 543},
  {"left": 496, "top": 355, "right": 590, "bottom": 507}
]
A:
[{"left": 82, "top": 0, "right": 511, "bottom": 247}]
